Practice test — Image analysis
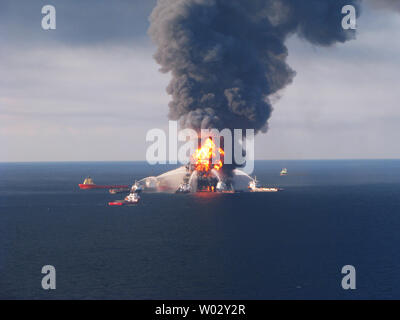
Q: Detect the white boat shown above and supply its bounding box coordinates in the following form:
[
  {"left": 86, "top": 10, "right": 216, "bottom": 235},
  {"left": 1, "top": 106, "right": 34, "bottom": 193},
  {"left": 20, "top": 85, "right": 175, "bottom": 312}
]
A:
[
  {"left": 176, "top": 183, "right": 191, "bottom": 193},
  {"left": 248, "top": 176, "right": 261, "bottom": 190},
  {"left": 252, "top": 187, "right": 280, "bottom": 192},
  {"left": 280, "top": 168, "right": 288, "bottom": 176},
  {"left": 216, "top": 181, "right": 234, "bottom": 193},
  {"left": 131, "top": 181, "right": 143, "bottom": 193},
  {"left": 108, "top": 192, "right": 140, "bottom": 206},
  {"left": 124, "top": 192, "right": 140, "bottom": 203},
  {"left": 249, "top": 177, "right": 282, "bottom": 192}
]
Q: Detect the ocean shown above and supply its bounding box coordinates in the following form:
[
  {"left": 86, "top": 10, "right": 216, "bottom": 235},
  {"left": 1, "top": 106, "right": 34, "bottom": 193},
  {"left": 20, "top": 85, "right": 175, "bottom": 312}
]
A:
[{"left": 0, "top": 160, "right": 399, "bottom": 299}]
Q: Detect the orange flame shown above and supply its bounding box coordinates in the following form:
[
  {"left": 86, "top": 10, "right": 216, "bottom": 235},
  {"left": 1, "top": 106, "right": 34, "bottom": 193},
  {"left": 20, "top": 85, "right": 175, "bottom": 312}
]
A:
[{"left": 192, "top": 137, "right": 224, "bottom": 172}]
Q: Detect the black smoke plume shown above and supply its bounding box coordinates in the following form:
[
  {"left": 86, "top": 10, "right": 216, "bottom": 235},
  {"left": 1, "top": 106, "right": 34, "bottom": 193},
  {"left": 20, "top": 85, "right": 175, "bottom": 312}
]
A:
[{"left": 149, "top": 0, "right": 361, "bottom": 133}]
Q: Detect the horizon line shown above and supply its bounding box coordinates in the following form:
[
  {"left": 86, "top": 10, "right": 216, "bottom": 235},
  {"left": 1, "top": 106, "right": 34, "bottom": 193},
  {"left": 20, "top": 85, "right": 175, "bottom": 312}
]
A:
[{"left": 1, "top": 158, "right": 400, "bottom": 164}]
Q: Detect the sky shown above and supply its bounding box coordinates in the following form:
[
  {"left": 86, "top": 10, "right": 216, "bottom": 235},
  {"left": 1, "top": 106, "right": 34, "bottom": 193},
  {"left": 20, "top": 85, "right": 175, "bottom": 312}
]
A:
[{"left": 1, "top": 0, "right": 399, "bottom": 162}]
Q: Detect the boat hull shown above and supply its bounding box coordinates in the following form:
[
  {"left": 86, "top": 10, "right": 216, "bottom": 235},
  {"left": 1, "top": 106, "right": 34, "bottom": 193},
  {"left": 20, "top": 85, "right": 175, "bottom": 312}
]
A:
[
  {"left": 109, "top": 188, "right": 130, "bottom": 194},
  {"left": 108, "top": 200, "right": 139, "bottom": 206},
  {"left": 79, "top": 184, "right": 129, "bottom": 190},
  {"left": 251, "top": 187, "right": 283, "bottom": 192}
]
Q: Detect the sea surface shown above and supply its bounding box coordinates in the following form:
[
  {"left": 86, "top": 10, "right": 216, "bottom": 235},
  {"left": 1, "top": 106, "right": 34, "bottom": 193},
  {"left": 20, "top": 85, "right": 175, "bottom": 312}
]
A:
[{"left": 0, "top": 160, "right": 400, "bottom": 299}]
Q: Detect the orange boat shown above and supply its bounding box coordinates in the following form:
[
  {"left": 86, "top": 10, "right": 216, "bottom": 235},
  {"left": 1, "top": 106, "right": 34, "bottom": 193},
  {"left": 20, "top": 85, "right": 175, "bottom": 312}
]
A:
[{"left": 78, "top": 177, "right": 129, "bottom": 190}]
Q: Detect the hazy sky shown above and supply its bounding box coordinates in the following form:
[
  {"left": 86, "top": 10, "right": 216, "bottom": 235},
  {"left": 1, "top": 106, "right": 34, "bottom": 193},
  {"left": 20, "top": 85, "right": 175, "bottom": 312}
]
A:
[{"left": 1, "top": 0, "right": 399, "bottom": 161}]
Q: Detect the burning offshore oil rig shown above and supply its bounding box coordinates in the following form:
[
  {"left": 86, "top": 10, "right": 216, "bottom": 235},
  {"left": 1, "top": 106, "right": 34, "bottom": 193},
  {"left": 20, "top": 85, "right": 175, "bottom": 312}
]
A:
[
  {"left": 135, "top": 137, "right": 280, "bottom": 194},
  {"left": 79, "top": 137, "right": 282, "bottom": 197}
]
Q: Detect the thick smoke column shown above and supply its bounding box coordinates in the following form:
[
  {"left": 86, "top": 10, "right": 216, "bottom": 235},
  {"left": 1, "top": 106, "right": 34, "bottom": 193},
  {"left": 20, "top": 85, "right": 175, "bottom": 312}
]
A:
[{"left": 149, "top": 0, "right": 361, "bottom": 133}]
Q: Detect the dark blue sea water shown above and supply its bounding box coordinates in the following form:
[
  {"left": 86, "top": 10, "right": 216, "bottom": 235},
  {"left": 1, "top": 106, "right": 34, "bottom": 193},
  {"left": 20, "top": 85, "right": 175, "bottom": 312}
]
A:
[{"left": 1, "top": 160, "right": 400, "bottom": 299}]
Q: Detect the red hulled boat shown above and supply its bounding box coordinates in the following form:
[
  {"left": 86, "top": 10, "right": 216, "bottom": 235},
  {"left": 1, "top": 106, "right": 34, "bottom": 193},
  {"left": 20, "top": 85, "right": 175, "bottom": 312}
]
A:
[{"left": 78, "top": 177, "right": 129, "bottom": 190}]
